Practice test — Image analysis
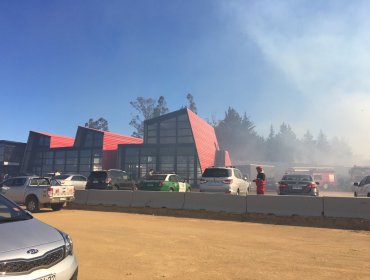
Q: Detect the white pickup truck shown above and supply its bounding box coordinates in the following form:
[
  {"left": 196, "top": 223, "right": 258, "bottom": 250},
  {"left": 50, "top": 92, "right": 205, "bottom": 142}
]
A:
[{"left": 0, "top": 176, "right": 75, "bottom": 212}]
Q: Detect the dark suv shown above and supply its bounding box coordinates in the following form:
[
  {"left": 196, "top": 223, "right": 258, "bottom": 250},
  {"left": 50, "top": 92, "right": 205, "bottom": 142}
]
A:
[{"left": 86, "top": 169, "right": 136, "bottom": 190}]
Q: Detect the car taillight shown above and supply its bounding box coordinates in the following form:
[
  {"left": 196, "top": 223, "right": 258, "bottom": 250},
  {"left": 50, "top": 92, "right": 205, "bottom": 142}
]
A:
[
  {"left": 159, "top": 181, "right": 163, "bottom": 187},
  {"left": 223, "top": 179, "right": 233, "bottom": 184},
  {"left": 105, "top": 177, "right": 112, "bottom": 184},
  {"left": 47, "top": 187, "right": 53, "bottom": 197},
  {"left": 308, "top": 183, "right": 317, "bottom": 189},
  {"left": 279, "top": 182, "right": 288, "bottom": 188},
  {"left": 200, "top": 179, "right": 208, "bottom": 184}
]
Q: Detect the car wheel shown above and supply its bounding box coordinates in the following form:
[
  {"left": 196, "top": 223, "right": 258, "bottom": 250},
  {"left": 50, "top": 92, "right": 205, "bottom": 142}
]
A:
[
  {"left": 367, "top": 193, "right": 370, "bottom": 197},
  {"left": 354, "top": 192, "right": 357, "bottom": 197},
  {"left": 169, "top": 188, "right": 174, "bottom": 192},
  {"left": 51, "top": 203, "right": 64, "bottom": 211},
  {"left": 111, "top": 185, "right": 118, "bottom": 190},
  {"left": 26, "top": 196, "right": 40, "bottom": 213},
  {"left": 236, "top": 189, "right": 240, "bottom": 196}
]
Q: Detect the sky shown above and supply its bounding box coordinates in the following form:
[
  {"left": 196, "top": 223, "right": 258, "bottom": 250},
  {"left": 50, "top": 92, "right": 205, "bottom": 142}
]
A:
[{"left": 1, "top": 0, "right": 370, "bottom": 159}]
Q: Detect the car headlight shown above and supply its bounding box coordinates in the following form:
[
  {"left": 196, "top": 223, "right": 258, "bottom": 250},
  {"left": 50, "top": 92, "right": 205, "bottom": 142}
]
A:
[{"left": 59, "top": 231, "right": 74, "bottom": 257}]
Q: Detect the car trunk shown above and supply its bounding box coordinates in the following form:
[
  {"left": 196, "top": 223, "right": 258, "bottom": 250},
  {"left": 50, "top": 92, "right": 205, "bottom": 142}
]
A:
[{"left": 282, "top": 180, "right": 312, "bottom": 194}]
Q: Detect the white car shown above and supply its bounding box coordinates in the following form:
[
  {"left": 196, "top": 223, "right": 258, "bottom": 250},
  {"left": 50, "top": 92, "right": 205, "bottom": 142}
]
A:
[
  {"left": 53, "top": 174, "right": 87, "bottom": 190},
  {"left": 200, "top": 167, "right": 250, "bottom": 196},
  {"left": 354, "top": 175, "right": 370, "bottom": 197},
  {"left": 0, "top": 194, "right": 78, "bottom": 279}
]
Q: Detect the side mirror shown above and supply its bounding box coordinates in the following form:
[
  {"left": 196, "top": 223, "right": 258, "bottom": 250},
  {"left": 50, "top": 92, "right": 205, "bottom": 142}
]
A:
[
  {"left": 244, "top": 177, "right": 248, "bottom": 181},
  {"left": 354, "top": 182, "right": 359, "bottom": 186}
]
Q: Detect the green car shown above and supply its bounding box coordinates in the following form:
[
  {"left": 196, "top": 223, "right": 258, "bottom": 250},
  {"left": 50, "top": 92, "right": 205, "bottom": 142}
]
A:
[{"left": 138, "top": 173, "right": 191, "bottom": 192}]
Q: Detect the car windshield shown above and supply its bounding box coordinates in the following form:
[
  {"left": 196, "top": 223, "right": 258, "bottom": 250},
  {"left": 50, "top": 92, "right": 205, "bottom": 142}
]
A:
[
  {"left": 53, "top": 175, "right": 70, "bottom": 180},
  {"left": 145, "top": 175, "right": 167, "bottom": 181},
  {"left": 202, "top": 168, "right": 232, "bottom": 178},
  {"left": 282, "top": 175, "right": 312, "bottom": 181},
  {"left": 0, "top": 195, "right": 32, "bottom": 223}
]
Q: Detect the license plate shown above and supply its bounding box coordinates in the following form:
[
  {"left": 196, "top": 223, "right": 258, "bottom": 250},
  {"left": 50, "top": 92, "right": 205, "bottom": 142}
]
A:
[
  {"left": 59, "top": 197, "right": 66, "bottom": 201},
  {"left": 293, "top": 187, "right": 302, "bottom": 190},
  {"left": 35, "top": 274, "right": 56, "bottom": 280},
  {"left": 93, "top": 180, "right": 98, "bottom": 183}
]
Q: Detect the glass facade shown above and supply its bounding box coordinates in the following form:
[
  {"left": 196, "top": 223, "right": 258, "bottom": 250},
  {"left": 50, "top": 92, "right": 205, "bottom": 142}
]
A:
[
  {"left": 24, "top": 130, "right": 104, "bottom": 177},
  {"left": 0, "top": 141, "right": 26, "bottom": 179},
  {"left": 120, "top": 111, "right": 202, "bottom": 186}
]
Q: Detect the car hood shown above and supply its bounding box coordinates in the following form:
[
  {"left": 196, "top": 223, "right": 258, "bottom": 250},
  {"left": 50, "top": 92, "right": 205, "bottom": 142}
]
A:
[{"left": 0, "top": 218, "right": 63, "bottom": 253}]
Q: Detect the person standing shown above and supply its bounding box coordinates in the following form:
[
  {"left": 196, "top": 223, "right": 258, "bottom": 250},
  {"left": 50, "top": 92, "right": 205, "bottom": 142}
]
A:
[{"left": 253, "top": 166, "right": 266, "bottom": 195}]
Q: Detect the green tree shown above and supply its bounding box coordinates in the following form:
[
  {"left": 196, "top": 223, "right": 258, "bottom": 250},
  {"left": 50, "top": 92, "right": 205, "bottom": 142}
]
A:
[
  {"left": 130, "top": 96, "right": 169, "bottom": 138},
  {"left": 186, "top": 93, "right": 197, "bottom": 114},
  {"left": 85, "top": 117, "right": 109, "bottom": 131}
]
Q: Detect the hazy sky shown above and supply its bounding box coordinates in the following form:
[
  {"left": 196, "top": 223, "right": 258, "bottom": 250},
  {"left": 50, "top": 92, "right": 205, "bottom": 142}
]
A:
[{"left": 1, "top": 0, "right": 370, "bottom": 158}]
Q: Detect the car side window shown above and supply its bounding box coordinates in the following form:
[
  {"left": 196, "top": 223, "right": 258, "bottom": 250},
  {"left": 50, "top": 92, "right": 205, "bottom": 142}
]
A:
[
  {"left": 169, "top": 175, "right": 178, "bottom": 182},
  {"left": 3, "top": 179, "right": 14, "bottom": 187},
  {"left": 79, "top": 176, "right": 87, "bottom": 182},
  {"left": 72, "top": 176, "right": 79, "bottom": 181},
  {"left": 359, "top": 177, "right": 367, "bottom": 186},
  {"left": 365, "top": 176, "right": 370, "bottom": 185},
  {"left": 11, "top": 178, "right": 26, "bottom": 187},
  {"left": 234, "top": 169, "right": 241, "bottom": 179}
]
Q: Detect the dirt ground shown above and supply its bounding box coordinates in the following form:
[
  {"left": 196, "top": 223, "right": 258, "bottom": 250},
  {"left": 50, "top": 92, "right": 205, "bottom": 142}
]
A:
[{"left": 34, "top": 209, "right": 370, "bottom": 280}]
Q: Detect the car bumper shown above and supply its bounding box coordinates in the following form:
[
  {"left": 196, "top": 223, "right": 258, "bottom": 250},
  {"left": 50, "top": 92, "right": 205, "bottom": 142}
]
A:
[{"left": 1, "top": 254, "right": 78, "bottom": 280}]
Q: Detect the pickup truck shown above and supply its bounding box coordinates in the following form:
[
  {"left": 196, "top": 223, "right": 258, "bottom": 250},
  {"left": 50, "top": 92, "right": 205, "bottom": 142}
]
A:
[{"left": 0, "top": 176, "right": 75, "bottom": 212}]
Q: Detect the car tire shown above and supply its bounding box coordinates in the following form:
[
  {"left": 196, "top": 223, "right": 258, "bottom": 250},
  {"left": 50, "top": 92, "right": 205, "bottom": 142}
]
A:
[
  {"left": 236, "top": 189, "right": 240, "bottom": 196},
  {"left": 26, "top": 196, "right": 40, "bottom": 213},
  {"left": 111, "top": 185, "right": 118, "bottom": 190},
  {"left": 51, "top": 203, "right": 64, "bottom": 211},
  {"left": 367, "top": 193, "right": 370, "bottom": 197},
  {"left": 354, "top": 192, "right": 357, "bottom": 197},
  {"left": 169, "top": 188, "right": 174, "bottom": 192}
]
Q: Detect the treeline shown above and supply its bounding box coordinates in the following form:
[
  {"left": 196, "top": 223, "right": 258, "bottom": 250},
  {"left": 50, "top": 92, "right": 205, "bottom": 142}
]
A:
[
  {"left": 85, "top": 95, "right": 353, "bottom": 166},
  {"left": 215, "top": 107, "right": 353, "bottom": 166}
]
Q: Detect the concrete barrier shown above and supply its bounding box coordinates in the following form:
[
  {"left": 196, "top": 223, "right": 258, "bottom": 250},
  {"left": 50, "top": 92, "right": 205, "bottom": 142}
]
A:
[
  {"left": 73, "top": 190, "right": 89, "bottom": 205},
  {"left": 86, "top": 190, "right": 133, "bottom": 207},
  {"left": 183, "top": 193, "right": 247, "bottom": 214},
  {"left": 131, "top": 191, "right": 185, "bottom": 209},
  {"left": 247, "top": 195, "right": 324, "bottom": 217},
  {"left": 323, "top": 197, "right": 370, "bottom": 219}
]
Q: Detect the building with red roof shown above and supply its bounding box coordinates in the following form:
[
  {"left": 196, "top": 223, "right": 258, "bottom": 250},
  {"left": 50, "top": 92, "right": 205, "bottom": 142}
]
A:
[
  {"left": 118, "top": 108, "right": 231, "bottom": 186},
  {"left": 21, "top": 126, "right": 142, "bottom": 176}
]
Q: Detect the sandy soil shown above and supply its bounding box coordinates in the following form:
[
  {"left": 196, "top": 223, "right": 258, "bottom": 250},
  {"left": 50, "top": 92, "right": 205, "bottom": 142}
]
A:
[{"left": 33, "top": 209, "right": 370, "bottom": 280}]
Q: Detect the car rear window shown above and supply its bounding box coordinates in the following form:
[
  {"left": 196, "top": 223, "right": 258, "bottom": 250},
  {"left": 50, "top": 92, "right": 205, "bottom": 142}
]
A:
[
  {"left": 145, "top": 175, "right": 167, "bottom": 181},
  {"left": 202, "top": 168, "right": 232, "bottom": 178},
  {"left": 29, "top": 178, "right": 50, "bottom": 186},
  {"left": 282, "top": 175, "right": 312, "bottom": 181},
  {"left": 53, "top": 175, "right": 70, "bottom": 180},
  {"left": 88, "top": 172, "right": 108, "bottom": 180}
]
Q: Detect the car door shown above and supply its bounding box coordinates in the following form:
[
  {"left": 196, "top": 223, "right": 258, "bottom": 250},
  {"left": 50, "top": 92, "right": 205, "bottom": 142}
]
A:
[
  {"left": 363, "top": 176, "right": 370, "bottom": 197},
  {"left": 177, "top": 176, "right": 187, "bottom": 192},
  {"left": 358, "top": 177, "right": 368, "bottom": 197},
  {"left": 169, "top": 175, "right": 179, "bottom": 191}
]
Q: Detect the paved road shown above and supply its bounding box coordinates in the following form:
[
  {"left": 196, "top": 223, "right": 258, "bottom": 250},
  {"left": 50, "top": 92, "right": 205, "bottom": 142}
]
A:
[{"left": 34, "top": 209, "right": 370, "bottom": 280}]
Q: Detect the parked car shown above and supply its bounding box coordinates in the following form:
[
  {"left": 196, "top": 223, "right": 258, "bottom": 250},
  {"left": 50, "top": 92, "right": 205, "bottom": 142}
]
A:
[
  {"left": 353, "top": 175, "right": 370, "bottom": 197},
  {"left": 86, "top": 169, "right": 136, "bottom": 190},
  {"left": 138, "top": 173, "right": 191, "bottom": 192},
  {"left": 200, "top": 166, "right": 250, "bottom": 196},
  {"left": 53, "top": 174, "right": 87, "bottom": 190},
  {"left": 0, "top": 193, "right": 78, "bottom": 279},
  {"left": 277, "top": 174, "right": 319, "bottom": 196},
  {"left": 0, "top": 176, "right": 75, "bottom": 212}
]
